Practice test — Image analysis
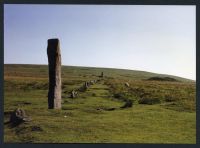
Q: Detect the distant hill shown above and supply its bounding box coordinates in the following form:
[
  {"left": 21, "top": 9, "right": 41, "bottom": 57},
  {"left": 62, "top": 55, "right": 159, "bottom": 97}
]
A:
[{"left": 4, "top": 64, "right": 194, "bottom": 83}]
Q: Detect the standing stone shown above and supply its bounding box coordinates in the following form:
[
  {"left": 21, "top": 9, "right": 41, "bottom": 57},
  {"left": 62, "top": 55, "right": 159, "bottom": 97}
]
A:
[
  {"left": 84, "top": 82, "right": 89, "bottom": 88},
  {"left": 47, "top": 39, "right": 62, "bottom": 109},
  {"left": 101, "top": 72, "right": 104, "bottom": 78},
  {"left": 70, "top": 90, "right": 78, "bottom": 98},
  {"left": 125, "top": 82, "right": 130, "bottom": 87}
]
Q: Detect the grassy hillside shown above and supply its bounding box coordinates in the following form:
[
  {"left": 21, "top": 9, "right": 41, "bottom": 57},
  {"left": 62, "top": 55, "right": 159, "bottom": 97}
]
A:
[{"left": 4, "top": 64, "right": 196, "bottom": 143}]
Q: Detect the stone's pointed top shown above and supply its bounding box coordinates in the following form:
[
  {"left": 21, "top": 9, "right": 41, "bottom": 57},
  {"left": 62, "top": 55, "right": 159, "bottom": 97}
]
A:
[{"left": 48, "top": 38, "right": 59, "bottom": 44}]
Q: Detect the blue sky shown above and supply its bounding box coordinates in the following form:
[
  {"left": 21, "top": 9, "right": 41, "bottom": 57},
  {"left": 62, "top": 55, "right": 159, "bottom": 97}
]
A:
[{"left": 4, "top": 5, "right": 196, "bottom": 80}]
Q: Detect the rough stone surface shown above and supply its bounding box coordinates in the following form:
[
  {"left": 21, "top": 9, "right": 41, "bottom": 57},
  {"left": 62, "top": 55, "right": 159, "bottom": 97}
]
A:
[
  {"left": 47, "top": 38, "right": 62, "bottom": 109},
  {"left": 125, "top": 82, "right": 130, "bottom": 87},
  {"left": 84, "top": 82, "right": 89, "bottom": 88},
  {"left": 120, "top": 100, "right": 133, "bottom": 108},
  {"left": 90, "top": 80, "right": 95, "bottom": 85},
  {"left": 10, "top": 108, "right": 30, "bottom": 125},
  {"left": 71, "top": 90, "right": 78, "bottom": 98},
  {"left": 100, "top": 72, "right": 104, "bottom": 78}
]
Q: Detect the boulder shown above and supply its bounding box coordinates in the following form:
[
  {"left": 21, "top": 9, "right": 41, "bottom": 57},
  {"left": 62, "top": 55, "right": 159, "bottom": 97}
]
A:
[
  {"left": 125, "top": 82, "right": 130, "bottom": 87},
  {"left": 70, "top": 90, "right": 78, "bottom": 98},
  {"left": 120, "top": 100, "right": 133, "bottom": 108},
  {"left": 90, "top": 80, "right": 95, "bottom": 85},
  {"left": 85, "top": 82, "right": 89, "bottom": 88},
  {"left": 10, "top": 108, "right": 31, "bottom": 125}
]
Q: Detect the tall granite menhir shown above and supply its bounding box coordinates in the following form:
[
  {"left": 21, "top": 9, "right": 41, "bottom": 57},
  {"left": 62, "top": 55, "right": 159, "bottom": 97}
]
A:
[{"left": 47, "top": 39, "right": 62, "bottom": 109}]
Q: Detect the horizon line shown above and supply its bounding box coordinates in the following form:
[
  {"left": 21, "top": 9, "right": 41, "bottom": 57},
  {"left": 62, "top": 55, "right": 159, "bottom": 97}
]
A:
[{"left": 4, "top": 63, "right": 196, "bottom": 81}]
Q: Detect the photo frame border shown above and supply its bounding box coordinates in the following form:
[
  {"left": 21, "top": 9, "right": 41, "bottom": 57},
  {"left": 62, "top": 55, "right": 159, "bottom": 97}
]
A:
[{"left": 0, "top": 0, "right": 199, "bottom": 148}]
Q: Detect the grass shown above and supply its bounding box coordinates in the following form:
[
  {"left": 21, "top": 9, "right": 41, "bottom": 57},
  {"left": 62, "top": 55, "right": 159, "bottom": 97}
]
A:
[{"left": 4, "top": 64, "right": 196, "bottom": 143}]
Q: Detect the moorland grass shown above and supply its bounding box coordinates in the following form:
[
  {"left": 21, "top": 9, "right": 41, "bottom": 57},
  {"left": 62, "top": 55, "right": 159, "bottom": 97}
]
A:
[{"left": 4, "top": 64, "right": 196, "bottom": 143}]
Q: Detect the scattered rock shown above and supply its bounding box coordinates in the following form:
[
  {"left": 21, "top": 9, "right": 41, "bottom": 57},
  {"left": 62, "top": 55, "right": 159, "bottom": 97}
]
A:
[
  {"left": 90, "top": 80, "right": 95, "bottom": 85},
  {"left": 10, "top": 108, "right": 31, "bottom": 126},
  {"left": 78, "top": 82, "right": 89, "bottom": 92},
  {"left": 70, "top": 90, "right": 78, "bottom": 98},
  {"left": 96, "top": 108, "right": 103, "bottom": 111},
  {"left": 85, "top": 82, "right": 89, "bottom": 88},
  {"left": 31, "top": 126, "right": 43, "bottom": 132},
  {"left": 120, "top": 100, "right": 133, "bottom": 108},
  {"left": 125, "top": 82, "right": 130, "bottom": 87}
]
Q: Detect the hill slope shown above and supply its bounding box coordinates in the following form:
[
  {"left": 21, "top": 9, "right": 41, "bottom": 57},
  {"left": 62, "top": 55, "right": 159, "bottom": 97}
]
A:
[
  {"left": 4, "top": 64, "right": 196, "bottom": 143},
  {"left": 4, "top": 64, "right": 194, "bottom": 82}
]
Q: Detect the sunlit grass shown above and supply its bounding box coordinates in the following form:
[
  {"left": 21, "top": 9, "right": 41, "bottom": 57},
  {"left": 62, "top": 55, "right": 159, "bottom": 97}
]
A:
[{"left": 4, "top": 64, "right": 196, "bottom": 143}]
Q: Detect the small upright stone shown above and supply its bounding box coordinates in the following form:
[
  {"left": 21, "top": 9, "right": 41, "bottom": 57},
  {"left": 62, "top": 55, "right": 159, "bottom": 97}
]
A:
[
  {"left": 70, "top": 90, "right": 78, "bottom": 98},
  {"left": 125, "top": 82, "right": 130, "bottom": 87},
  {"left": 100, "top": 72, "right": 104, "bottom": 78},
  {"left": 47, "top": 38, "right": 62, "bottom": 109},
  {"left": 90, "top": 80, "right": 95, "bottom": 85},
  {"left": 10, "top": 108, "right": 31, "bottom": 125},
  {"left": 84, "top": 82, "right": 89, "bottom": 88}
]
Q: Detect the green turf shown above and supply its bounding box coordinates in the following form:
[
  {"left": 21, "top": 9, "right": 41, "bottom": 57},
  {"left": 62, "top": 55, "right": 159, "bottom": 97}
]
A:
[{"left": 4, "top": 64, "right": 196, "bottom": 143}]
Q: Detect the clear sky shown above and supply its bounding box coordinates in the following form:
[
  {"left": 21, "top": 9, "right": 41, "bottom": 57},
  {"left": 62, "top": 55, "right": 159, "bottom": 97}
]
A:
[{"left": 4, "top": 4, "right": 196, "bottom": 80}]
